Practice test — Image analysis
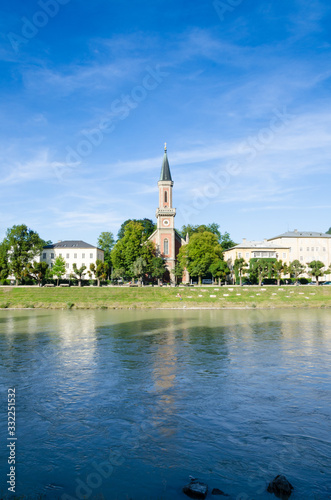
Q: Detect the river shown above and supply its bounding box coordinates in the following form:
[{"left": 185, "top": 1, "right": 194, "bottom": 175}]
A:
[{"left": 0, "top": 309, "right": 330, "bottom": 499}]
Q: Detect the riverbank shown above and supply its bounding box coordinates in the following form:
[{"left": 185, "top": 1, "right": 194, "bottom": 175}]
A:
[{"left": 1, "top": 285, "right": 331, "bottom": 309}]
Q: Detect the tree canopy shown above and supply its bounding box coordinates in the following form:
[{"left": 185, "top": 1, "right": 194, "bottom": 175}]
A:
[
  {"left": 51, "top": 256, "right": 66, "bottom": 286},
  {"left": 179, "top": 223, "right": 236, "bottom": 249},
  {"left": 178, "top": 231, "right": 224, "bottom": 285},
  {"left": 5, "top": 224, "right": 45, "bottom": 284},
  {"left": 307, "top": 260, "right": 325, "bottom": 285},
  {"left": 117, "top": 219, "right": 156, "bottom": 240}
]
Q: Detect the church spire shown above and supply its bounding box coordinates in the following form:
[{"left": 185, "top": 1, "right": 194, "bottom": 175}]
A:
[{"left": 159, "top": 143, "right": 172, "bottom": 182}]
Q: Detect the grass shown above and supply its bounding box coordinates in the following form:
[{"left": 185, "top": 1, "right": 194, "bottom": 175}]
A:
[{"left": 0, "top": 284, "right": 331, "bottom": 310}]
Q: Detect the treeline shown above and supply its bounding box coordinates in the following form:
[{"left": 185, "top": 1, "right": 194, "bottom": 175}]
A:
[
  {"left": 234, "top": 257, "right": 331, "bottom": 286},
  {"left": 0, "top": 220, "right": 236, "bottom": 285}
]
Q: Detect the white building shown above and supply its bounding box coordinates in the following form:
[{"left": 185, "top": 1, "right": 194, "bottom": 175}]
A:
[{"left": 41, "top": 240, "right": 104, "bottom": 279}]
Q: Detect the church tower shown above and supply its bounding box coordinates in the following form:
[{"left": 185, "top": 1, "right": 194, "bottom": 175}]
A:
[{"left": 149, "top": 144, "right": 187, "bottom": 283}]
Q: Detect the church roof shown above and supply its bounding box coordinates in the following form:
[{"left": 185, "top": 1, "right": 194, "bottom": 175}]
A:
[
  {"left": 43, "top": 240, "right": 99, "bottom": 249},
  {"left": 159, "top": 144, "right": 172, "bottom": 181}
]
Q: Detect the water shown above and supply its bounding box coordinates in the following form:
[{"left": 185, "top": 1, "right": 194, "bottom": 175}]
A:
[{"left": 0, "top": 309, "right": 330, "bottom": 499}]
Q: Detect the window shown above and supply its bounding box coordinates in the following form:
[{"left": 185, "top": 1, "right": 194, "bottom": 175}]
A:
[
  {"left": 50, "top": 263, "right": 53, "bottom": 268},
  {"left": 238, "top": 252, "right": 242, "bottom": 258},
  {"left": 300, "top": 247, "right": 303, "bottom": 252},
  {"left": 245, "top": 253, "right": 249, "bottom": 259},
  {"left": 283, "top": 253, "right": 286, "bottom": 259},
  {"left": 82, "top": 263, "right": 85, "bottom": 267},
  {"left": 323, "top": 247, "right": 326, "bottom": 252},
  {"left": 90, "top": 253, "right": 93, "bottom": 258},
  {"left": 307, "top": 247, "right": 309, "bottom": 251},
  {"left": 164, "top": 191, "right": 168, "bottom": 203},
  {"left": 51, "top": 253, "right": 54, "bottom": 259},
  {"left": 311, "top": 247, "right": 314, "bottom": 252},
  {"left": 74, "top": 253, "right": 77, "bottom": 258},
  {"left": 43, "top": 253, "right": 46, "bottom": 259},
  {"left": 66, "top": 263, "right": 69, "bottom": 269},
  {"left": 316, "top": 247, "right": 319, "bottom": 252},
  {"left": 66, "top": 253, "right": 69, "bottom": 259},
  {"left": 300, "top": 256, "right": 303, "bottom": 261},
  {"left": 164, "top": 239, "right": 169, "bottom": 255},
  {"left": 59, "top": 253, "right": 62, "bottom": 257},
  {"left": 82, "top": 253, "right": 85, "bottom": 259}
]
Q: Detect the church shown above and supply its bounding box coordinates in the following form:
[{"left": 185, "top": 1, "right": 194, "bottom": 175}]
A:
[{"left": 148, "top": 145, "right": 188, "bottom": 283}]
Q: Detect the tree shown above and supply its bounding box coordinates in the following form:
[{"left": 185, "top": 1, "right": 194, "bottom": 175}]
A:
[
  {"left": 5, "top": 224, "right": 45, "bottom": 285},
  {"left": 151, "top": 257, "right": 167, "bottom": 284},
  {"left": 307, "top": 260, "right": 325, "bottom": 285},
  {"left": 90, "top": 260, "right": 109, "bottom": 287},
  {"left": 179, "top": 223, "right": 236, "bottom": 249},
  {"left": 210, "top": 260, "right": 230, "bottom": 285},
  {"left": 289, "top": 260, "right": 305, "bottom": 284},
  {"left": 326, "top": 227, "right": 331, "bottom": 235},
  {"left": 112, "top": 221, "right": 155, "bottom": 275},
  {"left": 173, "top": 261, "right": 184, "bottom": 284},
  {"left": 72, "top": 264, "right": 87, "bottom": 287},
  {"left": 111, "top": 267, "right": 126, "bottom": 283},
  {"left": 178, "top": 231, "right": 223, "bottom": 285},
  {"left": 250, "top": 258, "right": 275, "bottom": 286},
  {"left": 0, "top": 241, "right": 10, "bottom": 281},
  {"left": 52, "top": 256, "right": 66, "bottom": 286},
  {"left": 219, "top": 231, "right": 237, "bottom": 250},
  {"left": 130, "top": 257, "right": 147, "bottom": 286},
  {"left": 273, "top": 260, "right": 285, "bottom": 286},
  {"left": 25, "top": 261, "right": 49, "bottom": 286},
  {"left": 233, "top": 257, "right": 248, "bottom": 286},
  {"left": 97, "top": 232, "right": 115, "bottom": 276},
  {"left": 117, "top": 219, "right": 156, "bottom": 240}
]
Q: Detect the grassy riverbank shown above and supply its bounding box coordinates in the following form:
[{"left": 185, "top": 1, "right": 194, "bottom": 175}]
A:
[{"left": 1, "top": 284, "right": 331, "bottom": 310}]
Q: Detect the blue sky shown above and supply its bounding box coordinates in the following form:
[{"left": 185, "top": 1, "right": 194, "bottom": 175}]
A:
[{"left": 1, "top": 0, "right": 331, "bottom": 246}]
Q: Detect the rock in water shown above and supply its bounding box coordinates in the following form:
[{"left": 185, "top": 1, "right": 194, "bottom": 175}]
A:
[
  {"left": 211, "top": 487, "right": 230, "bottom": 496},
  {"left": 267, "top": 475, "right": 293, "bottom": 498},
  {"left": 183, "top": 480, "right": 208, "bottom": 499}
]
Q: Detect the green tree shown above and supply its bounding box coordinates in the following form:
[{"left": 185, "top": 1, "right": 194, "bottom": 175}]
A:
[
  {"left": 289, "top": 260, "right": 305, "bottom": 284},
  {"left": 151, "top": 257, "right": 167, "bottom": 284},
  {"left": 233, "top": 257, "right": 248, "bottom": 286},
  {"left": 112, "top": 221, "right": 155, "bottom": 275},
  {"left": 25, "top": 261, "right": 49, "bottom": 286},
  {"left": 307, "top": 260, "right": 325, "bottom": 285},
  {"left": 5, "top": 224, "right": 45, "bottom": 285},
  {"left": 179, "top": 223, "right": 236, "bottom": 249},
  {"left": 173, "top": 261, "right": 184, "bottom": 284},
  {"left": 90, "top": 260, "right": 109, "bottom": 287},
  {"left": 219, "top": 231, "right": 237, "bottom": 250},
  {"left": 250, "top": 258, "right": 275, "bottom": 286},
  {"left": 0, "top": 241, "right": 10, "bottom": 280},
  {"left": 210, "top": 260, "right": 230, "bottom": 285},
  {"left": 72, "top": 263, "right": 87, "bottom": 287},
  {"left": 111, "top": 267, "right": 126, "bottom": 283},
  {"left": 117, "top": 219, "right": 156, "bottom": 240},
  {"left": 273, "top": 260, "right": 285, "bottom": 286},
  {"left": 130, "top": 256, "right": 148, "bottom": 286},
  {"left": 178, "top": 231, "right": 223, "bottom": 285},
  {"left": 52, "top": 256, "right": 66, "bottom": 286},
  {"left": 326, "top": 227, "right": 331, "bottom": 235},
  {"left": 97, "top": 232, "right": 115, "bottom": 276}
]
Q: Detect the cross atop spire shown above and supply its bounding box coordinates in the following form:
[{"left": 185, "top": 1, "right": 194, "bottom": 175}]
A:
[{"left": 159, "top": 144, "right": 172, "bottom": 182}]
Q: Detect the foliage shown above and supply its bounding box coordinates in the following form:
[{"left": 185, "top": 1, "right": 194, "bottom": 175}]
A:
[
  {"left": 179, "top": 223, "right": 236, "bottom": 249},
  {"left": 249, "top": 258, "right": 275, "bottom": 286},
  {"left": 25, "top": 261, "right": 49, "bottom": 285},
  {"left": 117, "top": 218, "right": 156, "bottom": 240},
  {"left": 326, "top": 227, "right": 331, "bottom": 235},
  {"left": 233, "top": 257, "right": 248, "bottom": 285},
  {"left": 178, "top": 231, "right": 223, "bottom": 285},
  {"left": 72, "top": 263, "right": 87, "bottom": 286},
  {"left": 51, "top": 256, "right": 66, "bottom": 285},
  {"left": 307, "top": 260, "right": 325, "bottom": 285},
  {"left": 4, "top": 224, "right": 45, "bottom": 284},
  {"left": 130, "top": 256, "right": 147, "bottom": 284},
  {"left": 209, "top": 260, "right": 230, "bottom": 284},
  {"left": 97, "top": 232, "right": 115, "bottom": 273},
  {"left": 289, "top": 259, "right": 305, "bottom": 283},
  {"left": 173, "top": 261, "right": 184, "bottom": 283},
  {"left": 0, "top": 241, "right": 10, "bottom": 280},
  {"left": 90, "top": 260, "right": 109, "bottom": 286},
  {"left": 112, "top": 221, "right": 155, "bottom": 275},
  {"left": 151, "top": 257, "right": 167, "bottom": 281},
  {"left": 272, "top": 259, "right": 286, "bottom": 286},
  {"left": 111, "top": 267, "right": 126, "bottom": 282}
]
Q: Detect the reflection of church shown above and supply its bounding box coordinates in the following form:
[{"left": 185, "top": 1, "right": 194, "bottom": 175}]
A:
[{"left": 148, "top": 145, "right": 188, "bottom": 283}]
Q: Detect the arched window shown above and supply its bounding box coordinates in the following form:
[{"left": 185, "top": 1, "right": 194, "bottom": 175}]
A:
[
  {"left": 164, "top": 239, "right": 169, "bottom": 255},
  {"left": 164, "top": 191, "right": 168, "bottom": 203}
]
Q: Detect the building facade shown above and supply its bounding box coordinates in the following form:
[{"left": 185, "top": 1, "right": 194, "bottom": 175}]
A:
[
  {"left": 224, "top": 230, "right": 331, "bottom": 281},
  {"left": 41, "top": 240, "right": 104, "bottom": 279},
  {"left": 148, "top": 145, "right": 187, "bottom": 283}
]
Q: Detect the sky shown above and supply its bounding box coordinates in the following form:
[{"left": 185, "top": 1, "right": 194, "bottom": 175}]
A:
[{"left": 1, "top": 0, "right": 331, "bottom": 246}]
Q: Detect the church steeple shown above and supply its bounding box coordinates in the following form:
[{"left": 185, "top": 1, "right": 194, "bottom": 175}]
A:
[{"left": 159, "top": 143, "right": 172, "bottom": 182}]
